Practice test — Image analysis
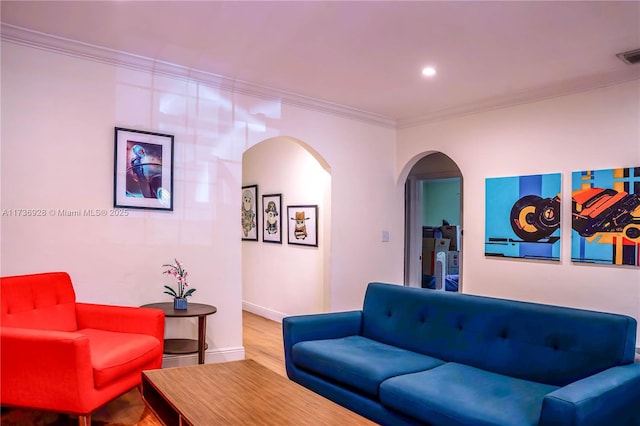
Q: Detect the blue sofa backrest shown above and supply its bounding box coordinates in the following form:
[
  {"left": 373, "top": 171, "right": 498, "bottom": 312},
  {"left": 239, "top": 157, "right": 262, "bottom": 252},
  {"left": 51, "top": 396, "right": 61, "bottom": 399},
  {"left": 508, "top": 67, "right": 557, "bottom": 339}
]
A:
[{"left": 361, "top": 282, "right": 637, "bottom": 386}]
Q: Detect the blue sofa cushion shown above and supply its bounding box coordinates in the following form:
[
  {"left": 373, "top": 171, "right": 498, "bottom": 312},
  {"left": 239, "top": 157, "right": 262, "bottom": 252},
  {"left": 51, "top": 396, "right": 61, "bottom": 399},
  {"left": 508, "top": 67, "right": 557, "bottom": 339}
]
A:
[
  {"left": 291, "top": 335, "right": 445, "bottom": 397},
  {"left": 380, "top": 362, "right": 559, "bottom": 426},
  {"left": 362, "top": 283, "right": 636, "bottom": 386}
]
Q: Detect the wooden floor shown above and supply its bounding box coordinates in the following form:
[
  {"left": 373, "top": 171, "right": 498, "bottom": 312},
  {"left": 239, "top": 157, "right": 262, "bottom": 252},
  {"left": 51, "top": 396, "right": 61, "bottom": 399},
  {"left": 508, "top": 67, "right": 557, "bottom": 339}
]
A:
[
  {"left": 242, "top": 310, "right": 287, "bottom": 377},
  {"left": 0, "top": 311, "right": 287, "bottom": 426}
]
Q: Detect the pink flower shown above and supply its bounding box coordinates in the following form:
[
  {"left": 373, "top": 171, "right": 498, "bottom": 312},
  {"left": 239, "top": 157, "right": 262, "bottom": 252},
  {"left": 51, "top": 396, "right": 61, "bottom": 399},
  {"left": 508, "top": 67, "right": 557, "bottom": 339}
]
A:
[{"left": 162, "top": 258, "right": 196, "bottom": 299}]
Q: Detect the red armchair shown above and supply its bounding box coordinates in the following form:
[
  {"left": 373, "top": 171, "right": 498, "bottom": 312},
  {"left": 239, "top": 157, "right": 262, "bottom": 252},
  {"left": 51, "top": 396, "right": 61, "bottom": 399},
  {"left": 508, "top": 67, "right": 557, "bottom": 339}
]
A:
[{"left": 1, "top": 272, "right": 165, "bottom": 426}]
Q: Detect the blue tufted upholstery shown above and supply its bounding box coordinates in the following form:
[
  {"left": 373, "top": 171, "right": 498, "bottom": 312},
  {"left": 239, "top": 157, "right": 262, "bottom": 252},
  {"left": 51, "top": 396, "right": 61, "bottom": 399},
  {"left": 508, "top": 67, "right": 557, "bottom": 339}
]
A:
[
  {"left": 283, "top": 282, "right": 640, "bottom": 426},
  {"left": 361, "top": 283, "right": 636, "bottom": 386}
]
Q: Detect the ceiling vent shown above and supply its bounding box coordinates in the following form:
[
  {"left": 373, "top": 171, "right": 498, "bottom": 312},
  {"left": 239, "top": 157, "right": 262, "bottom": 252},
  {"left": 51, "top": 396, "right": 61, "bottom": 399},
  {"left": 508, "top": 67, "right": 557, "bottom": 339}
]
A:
[{"left": 616, "top": 48, "right": 640, "bottom": 65}]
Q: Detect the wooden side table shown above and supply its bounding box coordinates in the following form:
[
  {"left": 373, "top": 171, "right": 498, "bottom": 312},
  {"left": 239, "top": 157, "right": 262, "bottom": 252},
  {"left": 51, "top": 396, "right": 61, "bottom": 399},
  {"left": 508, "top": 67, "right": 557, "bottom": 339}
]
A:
[{"left": 141, "top": 302, "right": 217, "bottom": 364}]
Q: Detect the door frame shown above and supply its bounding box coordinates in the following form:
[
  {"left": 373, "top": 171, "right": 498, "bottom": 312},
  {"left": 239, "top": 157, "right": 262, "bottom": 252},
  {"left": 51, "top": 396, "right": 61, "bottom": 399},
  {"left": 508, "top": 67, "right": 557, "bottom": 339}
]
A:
[
  {"left": 404, "top": 158, "right": 463, "bottom": 290},
  {"left": 404, "top": 176, "right": 423, "bottom": 287}
]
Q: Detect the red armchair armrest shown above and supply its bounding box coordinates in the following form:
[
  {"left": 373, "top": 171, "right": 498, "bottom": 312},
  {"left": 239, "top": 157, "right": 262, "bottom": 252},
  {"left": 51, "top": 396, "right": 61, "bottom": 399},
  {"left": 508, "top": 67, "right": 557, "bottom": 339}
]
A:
[
  {"left": 76, "top": 303, "right": 164, "bottom": 342},
  {"left": 0, "top": 327, "right": 95, "bottom": 412}
]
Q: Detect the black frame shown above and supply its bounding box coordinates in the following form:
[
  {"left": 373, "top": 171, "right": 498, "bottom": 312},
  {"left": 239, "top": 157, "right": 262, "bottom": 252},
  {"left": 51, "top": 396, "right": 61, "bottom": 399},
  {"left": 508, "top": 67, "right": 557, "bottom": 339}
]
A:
[
  {"left": 262, "top": 193, "right": 283, "bottom": 244},
  {"left": 114, "top": 127, "right": 174, "bottom": 211},
  {"left": 287, "top": 205, "right": 318, "bottom": 247},
  {"left": 242, "top": 184, "right": 259, "bottom": 241}
]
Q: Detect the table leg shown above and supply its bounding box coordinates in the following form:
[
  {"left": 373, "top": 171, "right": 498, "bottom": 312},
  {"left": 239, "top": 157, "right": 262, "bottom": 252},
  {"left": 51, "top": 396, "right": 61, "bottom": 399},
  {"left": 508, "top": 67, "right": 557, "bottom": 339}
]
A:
[{"left": 198, "top": 315, "right": 207, "bottom": 364}]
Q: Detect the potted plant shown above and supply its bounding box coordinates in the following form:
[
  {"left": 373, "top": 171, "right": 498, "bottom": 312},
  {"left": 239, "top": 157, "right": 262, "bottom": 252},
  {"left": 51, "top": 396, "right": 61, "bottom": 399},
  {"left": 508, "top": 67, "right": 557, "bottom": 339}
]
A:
[{"left": 163, "top": 259, "right": 196, "bottom": 310}]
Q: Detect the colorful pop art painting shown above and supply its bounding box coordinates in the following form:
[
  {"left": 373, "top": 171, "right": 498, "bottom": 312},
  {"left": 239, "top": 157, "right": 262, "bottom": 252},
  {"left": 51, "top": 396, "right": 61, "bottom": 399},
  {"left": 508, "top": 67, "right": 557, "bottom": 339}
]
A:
[
  {"left": 571, "top": 167, "right": 640, "bottom": 266},
  {"left": 485, "top": 173, "right": 562, "bottom": 260}
]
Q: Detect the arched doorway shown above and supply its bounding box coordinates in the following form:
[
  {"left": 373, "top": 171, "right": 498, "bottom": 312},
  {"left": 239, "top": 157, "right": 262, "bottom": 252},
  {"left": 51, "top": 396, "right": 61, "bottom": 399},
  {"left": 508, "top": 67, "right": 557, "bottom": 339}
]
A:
[
  {"left": 404, "top": 152, "right": 463, "bottom": 292},
  {"left": 241, "top": 136, "right": 332, "bottom": 320}
]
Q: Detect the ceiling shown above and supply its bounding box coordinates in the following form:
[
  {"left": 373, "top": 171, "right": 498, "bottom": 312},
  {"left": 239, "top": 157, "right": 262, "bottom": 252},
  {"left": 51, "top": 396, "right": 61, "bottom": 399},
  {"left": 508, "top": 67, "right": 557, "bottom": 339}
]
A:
[{"left": 2, "top": 1, "right": 639, "bottom": 126}]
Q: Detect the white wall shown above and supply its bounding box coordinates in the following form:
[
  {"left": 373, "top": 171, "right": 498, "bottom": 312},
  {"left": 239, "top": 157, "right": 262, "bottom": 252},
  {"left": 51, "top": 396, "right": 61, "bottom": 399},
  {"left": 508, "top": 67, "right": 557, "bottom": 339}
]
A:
[
  {"left": 398, "top": 80, "right": 640, "bottom": 340},
  {"left": 279, "top": 108, "right": 402, "bottom": 311},
  {"left": 236, "top": 100, "right": 402, "bottom": 313},
  {"left": 0, "top": 41, "right": 402, "bottom": 363},
  {"left": 242, "top": 137, "right": 331, "bottom": 319},
  {"left": 0, "top": 42, "right": 246, "bottom": 365},
  {"left": 7, "top": 32, "right": 634, "bottom": 358}
]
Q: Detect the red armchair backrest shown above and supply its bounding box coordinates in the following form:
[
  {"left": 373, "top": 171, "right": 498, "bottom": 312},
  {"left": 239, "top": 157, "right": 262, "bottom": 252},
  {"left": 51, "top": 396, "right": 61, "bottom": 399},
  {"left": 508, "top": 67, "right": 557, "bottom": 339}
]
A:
[{"left": 1, "top": 272, "right": 78, "bottom": 331}]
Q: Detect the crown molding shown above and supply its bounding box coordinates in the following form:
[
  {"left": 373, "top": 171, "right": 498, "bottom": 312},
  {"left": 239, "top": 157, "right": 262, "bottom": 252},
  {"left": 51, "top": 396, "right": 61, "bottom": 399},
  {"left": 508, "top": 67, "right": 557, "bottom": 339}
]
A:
[
  {"left": 398, "top": 67, "right": 640, "bottom": 129},
  {"left": 0, "top": 23, "right": 397, "bottom": 129},
  {"left": 3, "top": 23, "right": 639, "bottom": 131}
]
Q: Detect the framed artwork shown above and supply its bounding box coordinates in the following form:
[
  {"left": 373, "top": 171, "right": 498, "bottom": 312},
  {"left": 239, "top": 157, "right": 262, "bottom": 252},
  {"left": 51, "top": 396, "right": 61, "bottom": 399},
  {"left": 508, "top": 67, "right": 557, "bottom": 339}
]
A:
[
  {"left": 262, "top": 194, "right": 282, "bottom": 244},
  {"left": 114, "top": 127, "right": 174, "bottom": 211},
  {"left": 287, "top": 205, "right": 318, "bottom": 247},
  {"left": 485, "top": 173, "right": 562, "bottom": 261},
  {"left": 571, "top": 167, "right": 640, "bottom": 266},
  {"left": 241, "top": 184, "right": 259, "bottom": 241}
]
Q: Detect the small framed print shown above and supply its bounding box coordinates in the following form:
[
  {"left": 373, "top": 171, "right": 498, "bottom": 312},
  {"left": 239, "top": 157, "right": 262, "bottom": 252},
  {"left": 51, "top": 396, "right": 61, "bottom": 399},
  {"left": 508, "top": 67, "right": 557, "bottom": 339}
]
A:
[
  {"left": 287, "top": 205, "right": 318, "bottom": 247},
  {"left": 241, "top": 184, "right": 259, "bottom": 241},
  {"left": 114, "top": 127, "right": 174, "bottom": 211},
  {"left": 262, "top": 194, "right": 282, "bottom": 244}
]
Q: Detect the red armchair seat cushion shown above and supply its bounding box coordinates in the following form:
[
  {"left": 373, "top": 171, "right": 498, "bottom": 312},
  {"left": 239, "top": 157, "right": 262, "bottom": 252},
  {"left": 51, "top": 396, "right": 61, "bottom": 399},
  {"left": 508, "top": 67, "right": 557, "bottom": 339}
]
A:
[{"left": 77, "top": 328, "right": 162, "bottom": 389}]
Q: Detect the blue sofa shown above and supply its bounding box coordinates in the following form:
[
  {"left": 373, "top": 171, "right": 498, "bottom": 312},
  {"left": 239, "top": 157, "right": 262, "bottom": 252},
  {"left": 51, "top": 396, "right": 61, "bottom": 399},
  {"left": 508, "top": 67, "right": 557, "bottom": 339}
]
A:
[{"left": 283, "top": 282, "right": 640, "bottom": 425}]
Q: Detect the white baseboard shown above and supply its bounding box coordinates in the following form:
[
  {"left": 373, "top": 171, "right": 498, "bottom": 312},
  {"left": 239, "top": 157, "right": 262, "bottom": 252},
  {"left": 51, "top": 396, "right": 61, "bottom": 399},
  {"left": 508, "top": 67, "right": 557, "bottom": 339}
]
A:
[
  {"left": 242, "top": 301, "right": 288, "bottom": 323},
  {"left": 161, "top": 346, "right": 245, "bottom": 368}
]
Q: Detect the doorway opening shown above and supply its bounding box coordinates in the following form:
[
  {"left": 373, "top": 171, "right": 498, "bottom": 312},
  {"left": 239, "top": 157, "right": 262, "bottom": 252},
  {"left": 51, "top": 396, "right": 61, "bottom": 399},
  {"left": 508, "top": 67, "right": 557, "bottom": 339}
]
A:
[
  {"left": 404, "top": 152, "right": 463, "bottom": 292},
  {"left": 242, "top": 136, "right": 332, "bottom": 321}
]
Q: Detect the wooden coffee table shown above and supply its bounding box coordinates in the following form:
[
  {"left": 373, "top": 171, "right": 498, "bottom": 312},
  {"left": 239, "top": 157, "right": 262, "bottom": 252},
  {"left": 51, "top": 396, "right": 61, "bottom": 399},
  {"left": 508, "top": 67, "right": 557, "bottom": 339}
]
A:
[{"left": 141, "top": 359, "right": 376, "bottom": 425}]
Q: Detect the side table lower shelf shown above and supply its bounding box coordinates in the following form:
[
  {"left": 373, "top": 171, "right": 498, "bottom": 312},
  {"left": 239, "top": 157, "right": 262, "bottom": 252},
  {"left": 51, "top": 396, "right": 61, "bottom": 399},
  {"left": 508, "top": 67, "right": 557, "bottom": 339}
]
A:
[
  {"left": 141, "top": 303, "right": 217, "bottom": 364},
  {"left": 164, "top": 338, "right": 209, "bottom": 355}
]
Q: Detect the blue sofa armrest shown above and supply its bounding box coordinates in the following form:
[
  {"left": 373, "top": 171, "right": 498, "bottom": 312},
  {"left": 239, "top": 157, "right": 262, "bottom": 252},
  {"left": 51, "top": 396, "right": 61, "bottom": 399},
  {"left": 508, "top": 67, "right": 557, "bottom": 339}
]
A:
[
  {"left": 282, "top": 311, "right": 362, "bottom": 377},
  {"left": 539, "top": 363, "right": 640, "bottom": 425},
  {"left": 283, "top": 310, "right": 363, "bottom": 346}
]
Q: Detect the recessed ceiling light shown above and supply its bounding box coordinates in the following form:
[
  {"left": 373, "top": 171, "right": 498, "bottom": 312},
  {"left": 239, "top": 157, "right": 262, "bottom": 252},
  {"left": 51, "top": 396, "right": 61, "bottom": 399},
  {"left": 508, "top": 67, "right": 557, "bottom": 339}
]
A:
[{"left": 422, "top": 66, "right": 436, "bottom": 77}]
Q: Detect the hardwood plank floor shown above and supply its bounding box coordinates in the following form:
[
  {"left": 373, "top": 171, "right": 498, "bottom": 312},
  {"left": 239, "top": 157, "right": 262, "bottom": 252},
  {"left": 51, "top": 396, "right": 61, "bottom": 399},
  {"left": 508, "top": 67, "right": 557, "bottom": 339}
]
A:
[
  {"left": 1, "top": 311, "right": 286, "bottom": 426},
  {"left": 242, "top": 310, "right": 286, "bottom": 377}
]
